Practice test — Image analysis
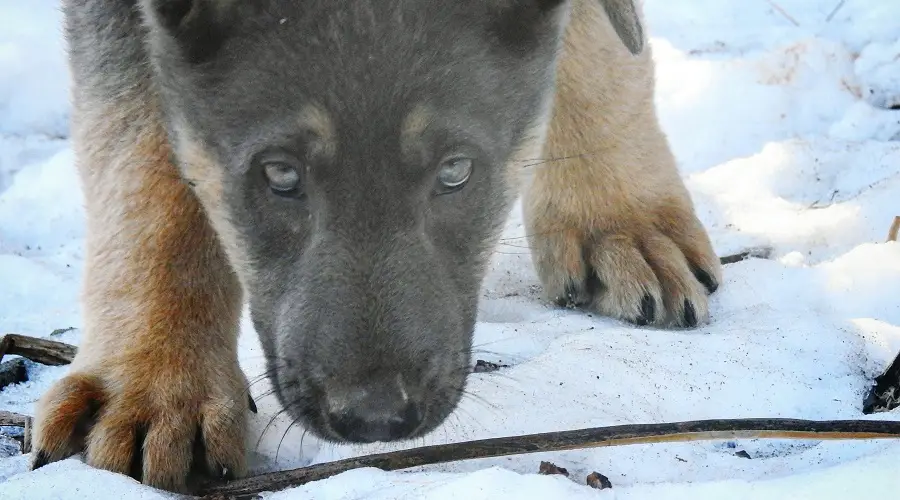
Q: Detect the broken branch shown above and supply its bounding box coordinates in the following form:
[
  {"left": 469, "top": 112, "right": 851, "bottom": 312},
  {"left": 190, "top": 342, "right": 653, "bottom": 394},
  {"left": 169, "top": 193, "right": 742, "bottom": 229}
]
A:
[
  {"left": 0, "top": 333, "right": 77, "bottom": 366},
  {"left": 197, "top": 418, "right": 900, "bottom": 499},
  {"left": 718, "top": 246, "right": 773, "bottom": 265}
]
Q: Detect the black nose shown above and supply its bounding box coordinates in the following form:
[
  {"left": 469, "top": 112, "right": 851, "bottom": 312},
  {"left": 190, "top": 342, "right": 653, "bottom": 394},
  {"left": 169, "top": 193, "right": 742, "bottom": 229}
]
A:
[{"left": 328, "top": 401, "right": 423, "bottom": 443}]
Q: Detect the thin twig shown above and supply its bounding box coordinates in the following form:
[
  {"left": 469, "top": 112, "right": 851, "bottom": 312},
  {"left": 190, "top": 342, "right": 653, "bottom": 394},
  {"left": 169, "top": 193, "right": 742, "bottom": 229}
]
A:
[
  {"left": 764, "top": 0, "right": 800, "bottom": 26},
  {"left": 719, "top": 246, "right": 773, "bottom": 265},
  {"left": 826, "top": 0, "right": 846, "bottom": 22},
  {"left": 197, "top": 418, "right": 900, "bottom": 499},
  {"left": 0, "top": 334, "right": 77, "bottom": 366},
  {"left": 887, "top": 216, "right": 900, "bottom": 242}
]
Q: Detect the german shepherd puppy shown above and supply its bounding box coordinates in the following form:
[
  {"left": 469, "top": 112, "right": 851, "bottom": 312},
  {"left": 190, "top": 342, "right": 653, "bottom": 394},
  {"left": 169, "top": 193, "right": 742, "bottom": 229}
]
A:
[{"left": 31, "top": 0, "right": 721, "bottom": 492}]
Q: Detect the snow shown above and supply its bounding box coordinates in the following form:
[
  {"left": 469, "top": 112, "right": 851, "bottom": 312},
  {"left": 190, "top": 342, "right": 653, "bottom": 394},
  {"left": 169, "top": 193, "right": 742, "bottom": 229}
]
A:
[{"left": 2, "top": 0, "right": 900, "bottom": 499}]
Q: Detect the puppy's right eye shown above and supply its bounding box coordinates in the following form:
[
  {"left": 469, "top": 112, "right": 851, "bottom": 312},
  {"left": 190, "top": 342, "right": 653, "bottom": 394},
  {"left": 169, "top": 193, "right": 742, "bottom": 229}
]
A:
[{"left": 263, "top": 161, "right": 302, "bottom": 196}]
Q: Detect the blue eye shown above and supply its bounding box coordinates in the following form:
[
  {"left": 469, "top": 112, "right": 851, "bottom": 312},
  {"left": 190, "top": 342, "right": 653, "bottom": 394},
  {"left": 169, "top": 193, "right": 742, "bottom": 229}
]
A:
[
  {"left": 437, "top": 158, "right": 472, "bottom": 190},
  {"left": 264, "top": 162, "right": 301, "bottom": 194}
]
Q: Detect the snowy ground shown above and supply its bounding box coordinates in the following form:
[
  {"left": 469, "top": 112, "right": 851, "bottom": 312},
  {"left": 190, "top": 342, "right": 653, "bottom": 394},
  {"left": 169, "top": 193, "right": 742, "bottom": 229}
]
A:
[{"left": 3, "top": 0, "right": 900, "bottom": 498}]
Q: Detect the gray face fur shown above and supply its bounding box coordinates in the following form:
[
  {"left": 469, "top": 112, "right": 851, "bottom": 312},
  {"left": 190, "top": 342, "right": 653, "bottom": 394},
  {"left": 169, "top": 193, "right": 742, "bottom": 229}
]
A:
[{"left": 141, "top": 0, "right": 569, "bottom": 443}]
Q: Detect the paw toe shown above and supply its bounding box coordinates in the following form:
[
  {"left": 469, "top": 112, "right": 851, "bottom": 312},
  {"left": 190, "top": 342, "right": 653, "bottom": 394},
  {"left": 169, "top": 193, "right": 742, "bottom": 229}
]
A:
[
  {"left": 31, "top": 374, "right": 106, "bottom": 467},
  {"left": 85, "top": 410, "right": 144, "bottom": 477},
  {"left": 197, "top": 398, "right": 248, "bottom": 480},
  {"left": 140, "top": 421, "right": 196, "bottom": 492}
]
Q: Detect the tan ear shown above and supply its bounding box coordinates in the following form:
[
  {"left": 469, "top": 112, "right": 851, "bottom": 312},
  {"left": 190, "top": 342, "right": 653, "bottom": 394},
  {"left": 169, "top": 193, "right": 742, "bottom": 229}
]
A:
[{"left": 598, "top": 0, "right": 645, "bottom": 55}]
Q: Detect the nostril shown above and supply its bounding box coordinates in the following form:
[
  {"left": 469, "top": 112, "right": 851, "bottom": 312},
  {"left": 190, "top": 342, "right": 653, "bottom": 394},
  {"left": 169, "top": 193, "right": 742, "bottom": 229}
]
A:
[
  {"left": 328, "top": 401, "right": 423, "bottom": 443},
  {"left": 388, "top": 401, "right": 423, "bottom": 439},
  {"left": 328, "top": 412, "right": 363, "bottom": 442}
]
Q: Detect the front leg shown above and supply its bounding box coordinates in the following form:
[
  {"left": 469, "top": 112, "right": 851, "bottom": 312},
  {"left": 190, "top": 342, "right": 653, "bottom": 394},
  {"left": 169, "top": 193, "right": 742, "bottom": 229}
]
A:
[
  {"left": 30, "top": 94, "right": 251, "bottom": 492},
  {"left": 524, "top": 0, "right": 721, "bottom": 327}
]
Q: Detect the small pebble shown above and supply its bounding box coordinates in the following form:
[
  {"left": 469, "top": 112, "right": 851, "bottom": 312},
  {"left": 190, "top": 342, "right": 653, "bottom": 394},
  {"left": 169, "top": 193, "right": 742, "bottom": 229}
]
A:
[
  {"left": 0, "top": 358, "right": 28, "bottom": 391},
  {"left": 473, "top": 359, "right": 509, "bottom": 373},
  {"left": 538, "top": 461, "right": 569, "bottom": 477},
  {"left": 586, "top": 471, "right": 613, "bottom": 490}
]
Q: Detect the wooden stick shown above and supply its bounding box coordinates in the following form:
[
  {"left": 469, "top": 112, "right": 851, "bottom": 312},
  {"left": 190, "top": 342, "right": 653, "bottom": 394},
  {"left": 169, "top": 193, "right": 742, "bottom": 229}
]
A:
[
  {"left": 0, "top": 334, "right": 77, "bottom": 366},
  {"left": 197, "top": 418, "right": 900, "bottom": 499},
  {"left": 887, "top": 216, "right": 900, "bottom": 242}
]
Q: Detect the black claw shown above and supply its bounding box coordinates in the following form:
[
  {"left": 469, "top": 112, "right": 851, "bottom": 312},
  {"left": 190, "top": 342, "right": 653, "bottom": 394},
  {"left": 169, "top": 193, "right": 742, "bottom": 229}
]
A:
[
  {"left": 564, "top": 280, "right": 581, "bottom": 306},
  {"left": 635, "top": 294, "right": 656, "bottom": 326},
  {"left": 31, "top": 450, "right": 50, "bottom": 470},
  {"left": 584, "top": 267, "right": 604, "bottom": 299},
  {"left": 248, "top": 394, "right": 258, "bottom": 414},
  {"left": 555, "top": 281, "right": 574, "bottom": 307},
  {"left": 556, "top": 280, "right": 581, "bottom": 308},
  {"left": 682, "top": 299, "right": 698, "bottom": 328},
  {"left": 222, "top": 466, "right": 235, "bottom": 481},
  {"left": 693, "top": 267, "right": 719, "bottom": 295},
  {"left": 557, "top": 271, "right": 602, "bottom": 309}
]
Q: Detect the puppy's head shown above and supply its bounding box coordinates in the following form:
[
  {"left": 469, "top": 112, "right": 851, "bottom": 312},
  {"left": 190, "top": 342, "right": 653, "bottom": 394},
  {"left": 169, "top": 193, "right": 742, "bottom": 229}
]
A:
[{"left": 140, "top": 0, "right": 570, "bottom": 444}]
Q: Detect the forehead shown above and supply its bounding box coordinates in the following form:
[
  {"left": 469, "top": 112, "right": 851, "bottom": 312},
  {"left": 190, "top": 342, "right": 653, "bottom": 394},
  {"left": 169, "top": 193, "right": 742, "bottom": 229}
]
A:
[
  {"left": 208, "top": 2, "right": 496, "bottom": 98},
  {"left": 171, "top": 0, "right": 560, "bottom": 157},
  {"left": 188, "top": 1, "right": 556, "bottom": 108}
]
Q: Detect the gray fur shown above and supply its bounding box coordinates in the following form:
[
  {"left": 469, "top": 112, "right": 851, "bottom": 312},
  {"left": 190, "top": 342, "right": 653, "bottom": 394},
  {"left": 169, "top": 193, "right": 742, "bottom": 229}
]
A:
[{"left": 58, "top": 0, "right": 650, "bottom": 445}]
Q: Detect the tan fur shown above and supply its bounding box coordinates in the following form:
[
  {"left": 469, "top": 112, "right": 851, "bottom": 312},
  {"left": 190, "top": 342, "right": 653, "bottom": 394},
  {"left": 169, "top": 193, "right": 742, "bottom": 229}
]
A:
[
  {"left": 298, "top": 103, "right": 337, "bottom": 158},
  {"left": 400, "top": 104, "right": 433, "bottom": 157},
  {"left": 31, "top": 86, "right": 250, "bottom": 492},
  {"left": 523, "top": 0, "right": 722, "bottom": 326},
  {"left": 177, "top": 136, "right": 254, "bottom": 287}
]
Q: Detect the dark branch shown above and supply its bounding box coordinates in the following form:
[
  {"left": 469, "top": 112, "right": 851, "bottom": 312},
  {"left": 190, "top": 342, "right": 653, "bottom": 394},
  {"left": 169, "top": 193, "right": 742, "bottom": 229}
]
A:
[{"left": 197, "top": 418, "right": 900, "bottom": 499}]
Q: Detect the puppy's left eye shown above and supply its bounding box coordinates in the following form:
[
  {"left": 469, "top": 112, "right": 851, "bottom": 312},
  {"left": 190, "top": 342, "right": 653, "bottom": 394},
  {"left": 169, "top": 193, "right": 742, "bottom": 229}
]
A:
[
  {"left": 264, "top": 161, "right": 302, "bottom": 195},
  {"left": 437, "top": 157, "right": 473, "bottom": 192}
]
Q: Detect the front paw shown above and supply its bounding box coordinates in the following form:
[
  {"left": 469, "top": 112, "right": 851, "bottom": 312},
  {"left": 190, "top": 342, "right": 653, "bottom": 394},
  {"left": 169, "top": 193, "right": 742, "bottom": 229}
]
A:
[
  {"left": 30, "top": 357, "right": 252, "bottom": 493},
  {"left": 526, "top": 201, "right": 722, "bottom": 328}
]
